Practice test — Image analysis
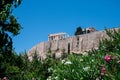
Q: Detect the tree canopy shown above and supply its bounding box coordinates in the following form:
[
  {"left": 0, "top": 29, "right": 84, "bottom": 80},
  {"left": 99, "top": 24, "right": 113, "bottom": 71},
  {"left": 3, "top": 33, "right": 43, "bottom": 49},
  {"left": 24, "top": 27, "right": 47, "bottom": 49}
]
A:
[
  {"left": 0, "top": 0, "right": 22, "bottom": 54},
  {"left": 0, "top": 0, "right": 22, "bottom": 78},
  {"left": 74, "top": 26, "right": 83, "bottom": 35}
]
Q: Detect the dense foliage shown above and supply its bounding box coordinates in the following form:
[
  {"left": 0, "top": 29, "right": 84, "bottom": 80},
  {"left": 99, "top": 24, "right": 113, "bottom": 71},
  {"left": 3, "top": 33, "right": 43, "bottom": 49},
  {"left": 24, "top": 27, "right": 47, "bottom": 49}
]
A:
[
  {"left": 0, "top": 28, "right": 119, "bottom": 80},
  {"left": 49, "top": 28, "right": 120, "bottom": 80},
  {"left": 74, "top": 26, "right": 83, "bottom": 35},
  {"left": 0, "top": 0, "right": 22, "bottom": 79}
]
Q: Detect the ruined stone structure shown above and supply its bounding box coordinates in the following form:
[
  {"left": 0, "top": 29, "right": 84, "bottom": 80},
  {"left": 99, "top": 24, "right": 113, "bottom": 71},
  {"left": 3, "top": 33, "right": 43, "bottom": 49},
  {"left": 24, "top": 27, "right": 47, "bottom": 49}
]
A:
[
  {"left": 48, "top": 32, "right": 69, "bottom": 41},
  {"left": 86, "top": 27, "right": 97, "bottom": 32},
  {"left": 28, "top": 28, "right": 119, "bottom": 60}
]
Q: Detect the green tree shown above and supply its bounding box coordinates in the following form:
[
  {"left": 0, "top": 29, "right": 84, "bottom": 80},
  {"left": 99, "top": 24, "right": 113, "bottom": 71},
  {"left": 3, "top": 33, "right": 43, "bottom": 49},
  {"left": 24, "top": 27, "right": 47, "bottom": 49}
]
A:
[
  {"left": 0, "top": 0, "right": 22, "bottom": 54},
  {"left": 0, "top": 0, "right": 22, "bottom": 78},
  {"left": 74, "top": 26, "right": 83, "bottom": 35}
]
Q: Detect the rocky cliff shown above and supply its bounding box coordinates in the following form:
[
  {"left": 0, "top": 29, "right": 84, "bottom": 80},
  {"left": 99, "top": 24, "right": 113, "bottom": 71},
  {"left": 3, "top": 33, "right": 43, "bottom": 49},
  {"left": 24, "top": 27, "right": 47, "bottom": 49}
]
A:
[{"left": 28, "top": 28, "right": 119, "bottom": 60}]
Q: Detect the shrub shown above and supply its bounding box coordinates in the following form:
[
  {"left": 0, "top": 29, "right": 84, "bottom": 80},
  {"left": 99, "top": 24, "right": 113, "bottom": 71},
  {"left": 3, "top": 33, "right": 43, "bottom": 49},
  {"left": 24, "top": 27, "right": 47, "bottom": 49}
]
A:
[{"left": 48, "top": 28, "right": 120, "bottom": 80}]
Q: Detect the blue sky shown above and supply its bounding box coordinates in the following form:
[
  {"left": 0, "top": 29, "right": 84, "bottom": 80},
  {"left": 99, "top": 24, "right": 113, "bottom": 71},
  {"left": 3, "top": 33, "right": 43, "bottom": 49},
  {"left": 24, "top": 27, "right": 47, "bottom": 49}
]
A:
[{"left": 13, "top": 0, "right": 120, "bottom": 53}]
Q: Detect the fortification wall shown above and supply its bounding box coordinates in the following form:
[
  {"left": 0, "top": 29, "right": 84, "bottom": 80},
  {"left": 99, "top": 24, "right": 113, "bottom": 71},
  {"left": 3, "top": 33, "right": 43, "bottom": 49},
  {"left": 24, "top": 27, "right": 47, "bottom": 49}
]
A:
[{"left": 28, "top": 29, "right": 110, "bottom": 59}]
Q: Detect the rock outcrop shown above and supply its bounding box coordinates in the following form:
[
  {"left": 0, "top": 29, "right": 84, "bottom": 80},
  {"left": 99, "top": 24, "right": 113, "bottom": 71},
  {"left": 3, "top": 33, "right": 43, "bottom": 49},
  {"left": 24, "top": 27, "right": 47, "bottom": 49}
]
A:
[{"left": 28, "top": 28, "right": 119, "bottom": 60}]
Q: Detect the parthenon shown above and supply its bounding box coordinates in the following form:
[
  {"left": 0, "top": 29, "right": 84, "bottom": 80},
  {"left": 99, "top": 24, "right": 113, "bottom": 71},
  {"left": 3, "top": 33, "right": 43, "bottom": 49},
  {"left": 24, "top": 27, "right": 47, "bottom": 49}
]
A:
[{"left": 48, "top": 32, "right": 69, "bottom": 41}]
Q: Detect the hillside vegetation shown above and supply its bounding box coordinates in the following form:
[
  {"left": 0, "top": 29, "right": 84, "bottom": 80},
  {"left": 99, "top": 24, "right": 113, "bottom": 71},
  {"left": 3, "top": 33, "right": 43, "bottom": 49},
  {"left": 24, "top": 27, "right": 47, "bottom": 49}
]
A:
[{"left": 0, "top": 28, "right": 120, "bottom": 80}]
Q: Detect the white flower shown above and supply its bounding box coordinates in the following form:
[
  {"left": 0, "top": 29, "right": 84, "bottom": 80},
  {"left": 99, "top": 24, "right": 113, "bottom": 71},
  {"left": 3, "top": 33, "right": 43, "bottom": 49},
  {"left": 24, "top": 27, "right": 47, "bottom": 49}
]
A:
[
  {"left": 96, "top": 78, "right": 100, "bottom": 80},
  {"left": 62, "top": 59, "right": 72, "bottom": 65},
  {"left": 80, "top": 59, "right": 83, "bottom": 62},
  {"left": 47, "top": 76, "right": 52, "bottom": 80},
  {"left": 62, "top": 59, "right": 66, "bottom": 64},
  {"left": 83, "top": 66, "right": 90, "bottom": 71},
  {"left": 64, "top": 61, "right": 72, "bottom": 65},
  {"left": 48, "top": 67, "right": 53, "bottom": 72},
  {"left": 54, "top": 76, "right": 58, "bottom": 79},
  {"left": 91, "top": 59, "right": 94, "bottom": 62}
]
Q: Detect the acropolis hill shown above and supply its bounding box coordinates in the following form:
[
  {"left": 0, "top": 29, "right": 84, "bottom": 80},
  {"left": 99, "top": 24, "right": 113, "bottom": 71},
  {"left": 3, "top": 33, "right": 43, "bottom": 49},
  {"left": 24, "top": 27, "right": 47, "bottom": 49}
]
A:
[{"left": 28, "top": 27, "right": 119, "bottom": 60}]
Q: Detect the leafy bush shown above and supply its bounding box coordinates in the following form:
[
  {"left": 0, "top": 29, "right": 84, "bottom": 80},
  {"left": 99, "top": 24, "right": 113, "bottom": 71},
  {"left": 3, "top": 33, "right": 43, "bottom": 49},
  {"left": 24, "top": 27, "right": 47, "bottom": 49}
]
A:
[
  {"left": 48, "top": 28, "right": 120, "bottom": 80},
  {"left": 1, "top": 28, "right": 120, "bottom": 80}
]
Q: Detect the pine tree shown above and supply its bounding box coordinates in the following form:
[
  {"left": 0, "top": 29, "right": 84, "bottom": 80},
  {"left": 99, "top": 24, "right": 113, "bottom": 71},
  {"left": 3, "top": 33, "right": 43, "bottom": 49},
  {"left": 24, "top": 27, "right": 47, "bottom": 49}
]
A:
[{"left": 74, "top": 26, "right": 83, "bottom": 35}]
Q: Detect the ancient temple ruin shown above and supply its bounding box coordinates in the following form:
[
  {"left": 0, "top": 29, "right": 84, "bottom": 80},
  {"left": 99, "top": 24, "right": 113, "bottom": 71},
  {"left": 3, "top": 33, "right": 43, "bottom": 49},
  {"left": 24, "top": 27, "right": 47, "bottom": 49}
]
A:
[
  {"left": 48, "top": 32, "right": 69, "bottom": 41},
  {"left": 28, "top": 28, "right": 119, "bottom": 60}
]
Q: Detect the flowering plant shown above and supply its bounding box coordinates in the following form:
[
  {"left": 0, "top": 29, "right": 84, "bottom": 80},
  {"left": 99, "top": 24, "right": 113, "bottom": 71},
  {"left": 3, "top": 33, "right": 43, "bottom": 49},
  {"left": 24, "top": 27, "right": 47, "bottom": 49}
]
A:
[
  {"left": 104, "top": 54, "right": 111, "bottom": 62},
  {"left": 47, "top": 29, "right": 120, "bottom": 80}
]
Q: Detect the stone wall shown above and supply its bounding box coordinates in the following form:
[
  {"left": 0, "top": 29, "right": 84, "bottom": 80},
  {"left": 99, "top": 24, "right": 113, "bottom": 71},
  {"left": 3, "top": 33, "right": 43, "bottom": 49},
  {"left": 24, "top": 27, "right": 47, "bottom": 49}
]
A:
[{"left": 28, "top": 28, "right": 119, "bottom": 59}]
